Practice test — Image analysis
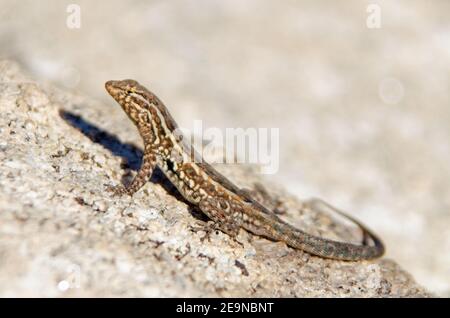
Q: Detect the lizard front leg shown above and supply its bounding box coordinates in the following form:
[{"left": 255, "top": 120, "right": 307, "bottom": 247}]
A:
[{"left": 108, "top": 152, "right": 157, "bottom": 196}]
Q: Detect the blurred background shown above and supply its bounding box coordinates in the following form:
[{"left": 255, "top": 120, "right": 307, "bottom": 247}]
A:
[{"left": 1, "top": 0, "right": 449, "bottom": 296}]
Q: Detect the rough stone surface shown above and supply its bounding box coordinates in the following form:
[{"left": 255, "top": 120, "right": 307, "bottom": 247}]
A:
[
  {"left": 1, "top": 1, "right": 449, "bottom": 296},
  {"left": 2, "top": 1, "right": 450, "bottom": 296},
  {"left": 0, "top": 61, "right": 431, "bottom": 297}
]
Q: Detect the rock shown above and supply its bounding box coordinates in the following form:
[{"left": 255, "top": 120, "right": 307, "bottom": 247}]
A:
[{"left": 0, "top": 60, "right": 431, "bottom": 297}]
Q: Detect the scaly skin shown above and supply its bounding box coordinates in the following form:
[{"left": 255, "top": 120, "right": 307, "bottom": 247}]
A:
[{"left": 105, "top": 79, "right": 385, "bottom": 261}]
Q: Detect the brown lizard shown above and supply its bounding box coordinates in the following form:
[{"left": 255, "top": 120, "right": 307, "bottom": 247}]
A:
[{"left": 105, "top": 79, "right": 385, "bottom": 261}]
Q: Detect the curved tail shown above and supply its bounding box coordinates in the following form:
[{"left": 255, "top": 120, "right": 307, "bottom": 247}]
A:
[{"left": 257, "top": 198, "right": 385, "bottom": 261}]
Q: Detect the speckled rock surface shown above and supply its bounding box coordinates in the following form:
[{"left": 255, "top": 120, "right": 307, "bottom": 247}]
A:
[
  {"left": 2, "top": 1, "right": 449, "bottom": 296},
  {"left": 0, "top": 60, "right": 431, "bottom": 297}
]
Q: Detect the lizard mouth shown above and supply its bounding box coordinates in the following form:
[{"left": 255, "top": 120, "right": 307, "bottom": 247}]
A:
[
  {"left": 105, "top": 80, "right": 119, "bottom": 95},
  {"left": 105, "top": 80, "right": 128, "bottom": 102},
  {"left": 105, "top": 79, "right": 139, "bottom": 99}
]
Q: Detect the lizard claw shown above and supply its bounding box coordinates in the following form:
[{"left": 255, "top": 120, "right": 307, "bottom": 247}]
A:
[
  {"left": 190, "top": 220, "right": 218, "bottom": 242},
  {"left": 190, "top": 220, "right": 244, "bottom": 247}
]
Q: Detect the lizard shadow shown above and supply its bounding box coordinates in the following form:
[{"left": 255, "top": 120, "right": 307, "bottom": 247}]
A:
[{"left": 59, "top": 109, "right": 208, "bottom": 221}]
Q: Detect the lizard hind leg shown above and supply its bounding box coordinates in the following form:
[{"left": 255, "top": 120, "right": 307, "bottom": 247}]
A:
[
  {"left": 198, "top": 198, "right": 242, "bottom": 237},
  {"left": 192, "top": 219, "right": 244, "bottom": 248}
]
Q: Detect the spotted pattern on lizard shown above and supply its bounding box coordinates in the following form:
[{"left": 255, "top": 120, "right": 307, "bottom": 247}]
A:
[{"left": 105, "top": 79, "right": 385, "bottom": 261}]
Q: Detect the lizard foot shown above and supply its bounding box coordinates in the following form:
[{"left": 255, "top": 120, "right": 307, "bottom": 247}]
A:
[
  {"left": 190, "top": 220, "right": 244, "bottom": 248},
  {"left": 190, "top": 220, "right": 219, "bottom": 243}
]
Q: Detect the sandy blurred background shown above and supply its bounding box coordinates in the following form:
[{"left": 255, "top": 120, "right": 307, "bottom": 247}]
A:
[{"left": 1, "top": 0, "right": 449, "bottom": 296}]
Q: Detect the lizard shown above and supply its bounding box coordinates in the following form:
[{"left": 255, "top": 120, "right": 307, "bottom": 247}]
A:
[{"left": 105, "top": 79, "right": 385, "bottom": 261}]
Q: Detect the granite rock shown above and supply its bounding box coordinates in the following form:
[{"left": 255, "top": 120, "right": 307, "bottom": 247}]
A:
[{"left": 0, "top": 61, "right": 431, "bottom": 297}]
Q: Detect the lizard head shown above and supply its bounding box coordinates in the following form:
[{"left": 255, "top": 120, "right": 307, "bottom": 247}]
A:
[
  {"left": 105, "top": 79, "right": 152, "bottom": 126},
  {"left": 105, "top": 79, "right": 179, "bottom": 138}
]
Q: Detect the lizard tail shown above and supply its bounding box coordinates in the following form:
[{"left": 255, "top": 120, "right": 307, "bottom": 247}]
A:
[{"left": 258, "top": 198, "right": 385, "bottom": 261}]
